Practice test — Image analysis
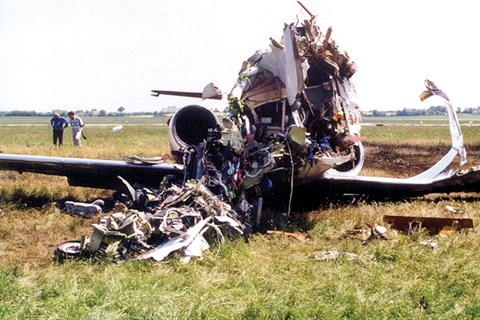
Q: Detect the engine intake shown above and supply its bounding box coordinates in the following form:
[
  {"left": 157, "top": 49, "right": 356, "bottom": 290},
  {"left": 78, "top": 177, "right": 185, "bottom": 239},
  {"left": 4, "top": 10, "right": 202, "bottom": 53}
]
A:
[{"left": 169, "top": 105, "right": 219, "bottom": 163}]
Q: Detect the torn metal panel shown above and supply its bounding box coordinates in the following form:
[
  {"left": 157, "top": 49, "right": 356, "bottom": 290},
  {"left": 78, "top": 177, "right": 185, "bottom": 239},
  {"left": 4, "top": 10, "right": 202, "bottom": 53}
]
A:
[
  {"left": 238, "top": 71, "right": 286, "bottom": 110},
  {"left": 283, "top": 25, "right": 305, "bottom": 106},
  {"left": 137, "top": 216, "right": 213, "bottom": 262},
  {"left": 405, "top": 80, "right": 466, "bottom": 181}
]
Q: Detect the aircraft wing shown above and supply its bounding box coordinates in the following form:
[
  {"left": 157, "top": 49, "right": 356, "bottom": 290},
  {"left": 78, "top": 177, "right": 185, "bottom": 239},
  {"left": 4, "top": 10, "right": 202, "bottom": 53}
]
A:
[
  {"left": 293, "top": 168, "right": 480, "bottom": 199},
  {"left": 0, "top": 154, "right": 185, "bottom": 189}
]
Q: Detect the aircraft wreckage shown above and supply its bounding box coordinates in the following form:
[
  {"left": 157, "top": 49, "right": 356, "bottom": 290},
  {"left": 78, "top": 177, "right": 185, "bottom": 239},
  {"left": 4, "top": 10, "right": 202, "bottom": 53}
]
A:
[{"left": 1, "top": 2, "right": 480, "bottom": 262}]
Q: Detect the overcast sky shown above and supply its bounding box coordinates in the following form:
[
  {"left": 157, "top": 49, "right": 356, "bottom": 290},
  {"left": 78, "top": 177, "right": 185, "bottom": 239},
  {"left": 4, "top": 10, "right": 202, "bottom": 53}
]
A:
[{"left": 1, "top": 0, "right": 479, "bottom": 113}]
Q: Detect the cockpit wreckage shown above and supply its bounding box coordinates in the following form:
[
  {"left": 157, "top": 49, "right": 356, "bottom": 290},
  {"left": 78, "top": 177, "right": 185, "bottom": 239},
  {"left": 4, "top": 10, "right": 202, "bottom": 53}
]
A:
[{"left": 2, "top": 2, "right": 480, "bottom": 263}]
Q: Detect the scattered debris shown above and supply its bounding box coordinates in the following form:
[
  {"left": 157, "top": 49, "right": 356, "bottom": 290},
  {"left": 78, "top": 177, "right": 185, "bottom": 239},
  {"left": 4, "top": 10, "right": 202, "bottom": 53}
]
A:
[
  {"left": 266, "top": 230, "right": 309, "bottom": 243},
  {"left": 362, "top": 223, "right": 388, "bottom": 246},
  {"left": 444, "top": 205, "right": 464, "bottom": 215},
  {"left": 315, "top": 250, "right": 340, "bottom": 260},
  {"left": 65, "top": 200, "right": 104, "bottom": 218},
  {"left": 342, "top": 223, "right": 388, "bottom": 246},
  {"left": 54, "top": 178, "right": 246, "bottom": 263},
  {"left": 314, "top": 250, "right": 359, "bottom": 261},
  {"left": 419, "top": 239, "right": 438, "bottom": 250},
  {"left": 383, "top": 215, "right": 473, "bottom": 235}
]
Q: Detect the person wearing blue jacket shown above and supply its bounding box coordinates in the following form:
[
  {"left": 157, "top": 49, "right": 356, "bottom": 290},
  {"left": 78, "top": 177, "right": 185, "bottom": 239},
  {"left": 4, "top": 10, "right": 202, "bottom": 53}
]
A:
[{"left": 50, "top": 112, "right": 69, "bottom": 146}]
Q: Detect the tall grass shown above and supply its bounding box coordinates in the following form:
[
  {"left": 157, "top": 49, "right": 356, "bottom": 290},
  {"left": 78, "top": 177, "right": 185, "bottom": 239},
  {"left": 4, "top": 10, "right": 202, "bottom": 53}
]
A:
[{"left": 1, "top": 121, "right": 480, "bottom": 318}]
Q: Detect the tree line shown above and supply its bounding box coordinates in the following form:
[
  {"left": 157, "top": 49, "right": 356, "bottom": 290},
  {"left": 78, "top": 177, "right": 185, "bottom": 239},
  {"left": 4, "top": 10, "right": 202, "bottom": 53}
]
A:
[
  {"left": 366, "top": 105, "right": 480, "bottom": 117},
  {"left": 0, "top": 108, "right": 162, "bottom": 117}
]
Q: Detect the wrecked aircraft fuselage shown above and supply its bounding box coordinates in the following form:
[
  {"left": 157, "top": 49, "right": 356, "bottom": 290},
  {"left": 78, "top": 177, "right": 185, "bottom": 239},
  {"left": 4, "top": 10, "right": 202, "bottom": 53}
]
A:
[
  {"left": 168, "top": 12, "right": 365, "bottom": 184},
  {"left": 161, "top": 6, "right": 367, "bottom": 217}
]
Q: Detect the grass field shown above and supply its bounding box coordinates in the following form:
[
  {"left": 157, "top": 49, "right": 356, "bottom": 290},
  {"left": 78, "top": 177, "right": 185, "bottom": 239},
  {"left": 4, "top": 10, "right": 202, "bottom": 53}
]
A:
[{"left": 1, "top": 118, "right": 480, "bottom": 319}]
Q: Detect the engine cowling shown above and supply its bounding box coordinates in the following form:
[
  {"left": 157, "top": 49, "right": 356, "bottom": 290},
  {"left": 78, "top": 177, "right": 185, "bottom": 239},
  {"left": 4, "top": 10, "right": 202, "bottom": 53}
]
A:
[{"left": 168, "top": 105, "right": 219, "bottom": 163}]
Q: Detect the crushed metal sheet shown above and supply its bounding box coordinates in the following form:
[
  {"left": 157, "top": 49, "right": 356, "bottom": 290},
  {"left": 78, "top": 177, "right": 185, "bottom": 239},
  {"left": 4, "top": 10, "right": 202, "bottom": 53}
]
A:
[
  {"left": 137, "top": 216, "right": 213, "bottom": 262},
  {"left": 65, "top": 200, "right": 104, "bottom": 218}
]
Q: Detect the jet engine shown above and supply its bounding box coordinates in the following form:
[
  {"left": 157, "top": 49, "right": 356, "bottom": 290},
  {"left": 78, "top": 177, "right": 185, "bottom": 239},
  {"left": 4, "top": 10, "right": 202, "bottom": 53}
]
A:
[{"left": 168, "top": 105, "right": 219, "bottom": 163}]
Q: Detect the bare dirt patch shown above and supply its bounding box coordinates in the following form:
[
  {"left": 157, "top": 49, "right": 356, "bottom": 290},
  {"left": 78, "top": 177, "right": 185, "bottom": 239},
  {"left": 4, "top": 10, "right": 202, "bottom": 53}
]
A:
[{"left": 362, "top": 142, "right": 480, "bottom": 178}]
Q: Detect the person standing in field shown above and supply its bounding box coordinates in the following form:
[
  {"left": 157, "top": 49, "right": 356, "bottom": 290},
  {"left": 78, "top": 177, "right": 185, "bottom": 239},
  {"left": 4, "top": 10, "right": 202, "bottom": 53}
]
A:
[
  {"left": 50, "top": 112, "right": 69, "bottom": 146},
  {"left": 67, "top": 111, "right": 84, "bottom": 148}
]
